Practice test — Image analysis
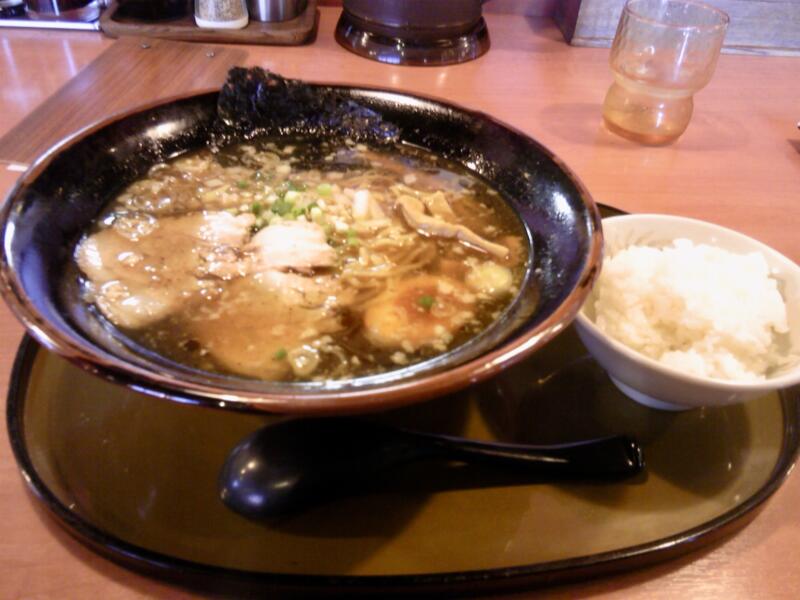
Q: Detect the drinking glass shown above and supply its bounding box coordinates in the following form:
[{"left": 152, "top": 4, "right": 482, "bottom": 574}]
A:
[{"left": 602, "top": 0, "right": 729, "bottom": 145}]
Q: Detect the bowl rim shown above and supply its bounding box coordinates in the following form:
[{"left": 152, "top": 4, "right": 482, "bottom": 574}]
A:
[
  {"left": 576, "top": 213, "right": 800, "bottom": 393},
  {"left": 0, "top": 85, "right": 603, "bottom": 415}
]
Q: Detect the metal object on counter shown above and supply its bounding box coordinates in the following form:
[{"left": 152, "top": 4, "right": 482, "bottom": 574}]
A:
[
  {"left": 0, "top": 0, "right": 26, "bottom": 18},
  {"left": 247, "top": 0, "right": 304, "bottom": 22},
  {"left": 0, "top": 0, "right": 101, "bottom": 27},
  {"left": 0, "top": 14, "right": 98, "bottom": 27},
  {"left": 335, "top": 0, "right": 490, "bottom": 66},
  {"left": 25, "top": 0, "right": 100, "bottom": 21}
]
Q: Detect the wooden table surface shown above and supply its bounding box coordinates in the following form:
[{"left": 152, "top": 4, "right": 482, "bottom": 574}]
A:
[{"left": 1, "top": 8, "right": 799, "bottom": 598}]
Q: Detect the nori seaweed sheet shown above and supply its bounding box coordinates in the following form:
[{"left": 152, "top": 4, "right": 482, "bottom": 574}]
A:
[{"left": 211, "top": 67, "right": 401, "bottom": 149}]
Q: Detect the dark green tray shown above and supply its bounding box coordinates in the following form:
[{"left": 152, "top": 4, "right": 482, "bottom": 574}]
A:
[{"left": 7, "top": 324, "right": 799, "bottom": 596}]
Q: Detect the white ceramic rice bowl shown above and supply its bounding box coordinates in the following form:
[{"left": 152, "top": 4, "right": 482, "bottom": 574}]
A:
[{"left": 575, "top": 214, "right": 800, "bottom": 410}]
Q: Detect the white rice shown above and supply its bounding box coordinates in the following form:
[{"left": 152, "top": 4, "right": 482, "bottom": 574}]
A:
[{"left": 592, "top": 239, "right": 790, "bottom": 381}]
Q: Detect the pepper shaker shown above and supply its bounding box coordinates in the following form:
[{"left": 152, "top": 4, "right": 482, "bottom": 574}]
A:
[{"left": 195, "top": 0, "right": 249, "bottom": 29}]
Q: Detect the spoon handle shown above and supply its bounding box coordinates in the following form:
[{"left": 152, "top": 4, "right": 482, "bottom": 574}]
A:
[{"left": 415, "top": 432, "right": 644, "bottom": 479}]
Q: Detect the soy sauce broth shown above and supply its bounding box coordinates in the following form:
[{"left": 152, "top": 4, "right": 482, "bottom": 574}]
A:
[{"left": 74, "top": 139, "right": 529, "bottom": 382}]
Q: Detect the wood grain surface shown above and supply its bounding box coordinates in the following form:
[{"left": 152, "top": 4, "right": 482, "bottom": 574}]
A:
[
  {"left": 0, "top": 37, "right": 247, "bottom": 165},
  {"left": 0, "top": 30, "right": 114, "bottom": 139},
  {"left": 1, "top": 7, "right": 799, "bottom": 599}
]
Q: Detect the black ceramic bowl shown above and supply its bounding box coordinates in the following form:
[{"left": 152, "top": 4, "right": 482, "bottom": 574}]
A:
[{"left": 0, "top": 84, "right": 602, "bottom": 415}]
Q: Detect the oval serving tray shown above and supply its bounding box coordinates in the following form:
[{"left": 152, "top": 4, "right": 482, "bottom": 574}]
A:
[{"left": 7, "top": 324, "right": 800, "bottom": 596}]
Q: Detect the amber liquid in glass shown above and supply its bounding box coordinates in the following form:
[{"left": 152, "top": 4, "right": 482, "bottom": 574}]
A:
[{"left": 602, "top": 75, "right": 694, "bottom": 146}]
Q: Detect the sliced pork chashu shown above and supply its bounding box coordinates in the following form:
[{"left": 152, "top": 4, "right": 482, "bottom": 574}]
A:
[
  {"left": 192, "top": 220, "right": 347, "bottom": 379},
  {"left": 75, "top": 211, "right": 254, "bottom": 329},
  {"left": 187, "top": 275, "right": 342, "bottom": 380},
  {"left": 247, "top": 220, "right": 335, "bottom": 273}
]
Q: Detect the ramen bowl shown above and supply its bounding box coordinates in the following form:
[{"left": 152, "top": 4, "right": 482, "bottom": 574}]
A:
[
  {"left": 575, "top": 214, "right": 800, "bottom": 411},
  {"left": 0, "top": 76, "right": 602, "bottom": 415}
]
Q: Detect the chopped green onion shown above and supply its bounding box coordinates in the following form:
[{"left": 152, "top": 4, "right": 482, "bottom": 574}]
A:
[
  {"left": 273, "top": 348, "right": 287, "bottom": 360},
  {"left": 251, "top": 201, "right": 263, "bottom": 216},
  {"left": 295, "top": 202, "right": 319, "bottom": 220},
  {"left": 316, "top": 183, "right": 333, "bottom": 197},
  {"left": 271, "top": 199, "right": 294, "bottom": 216},
  {"left": 418, "top": 295, "right": 435, "bottom": 310},
  {"left": 236, "top": 180, "right": 249, "bottom": 189}
]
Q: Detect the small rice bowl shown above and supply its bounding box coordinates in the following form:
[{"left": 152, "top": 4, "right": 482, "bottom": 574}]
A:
[{"left": 592, "top": 239, "right": 791, "bottom": 381}]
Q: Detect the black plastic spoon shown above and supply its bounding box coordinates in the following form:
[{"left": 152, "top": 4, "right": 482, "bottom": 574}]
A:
[{"left": 219, "top": 418, "right": 644, "bottom": 519}]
